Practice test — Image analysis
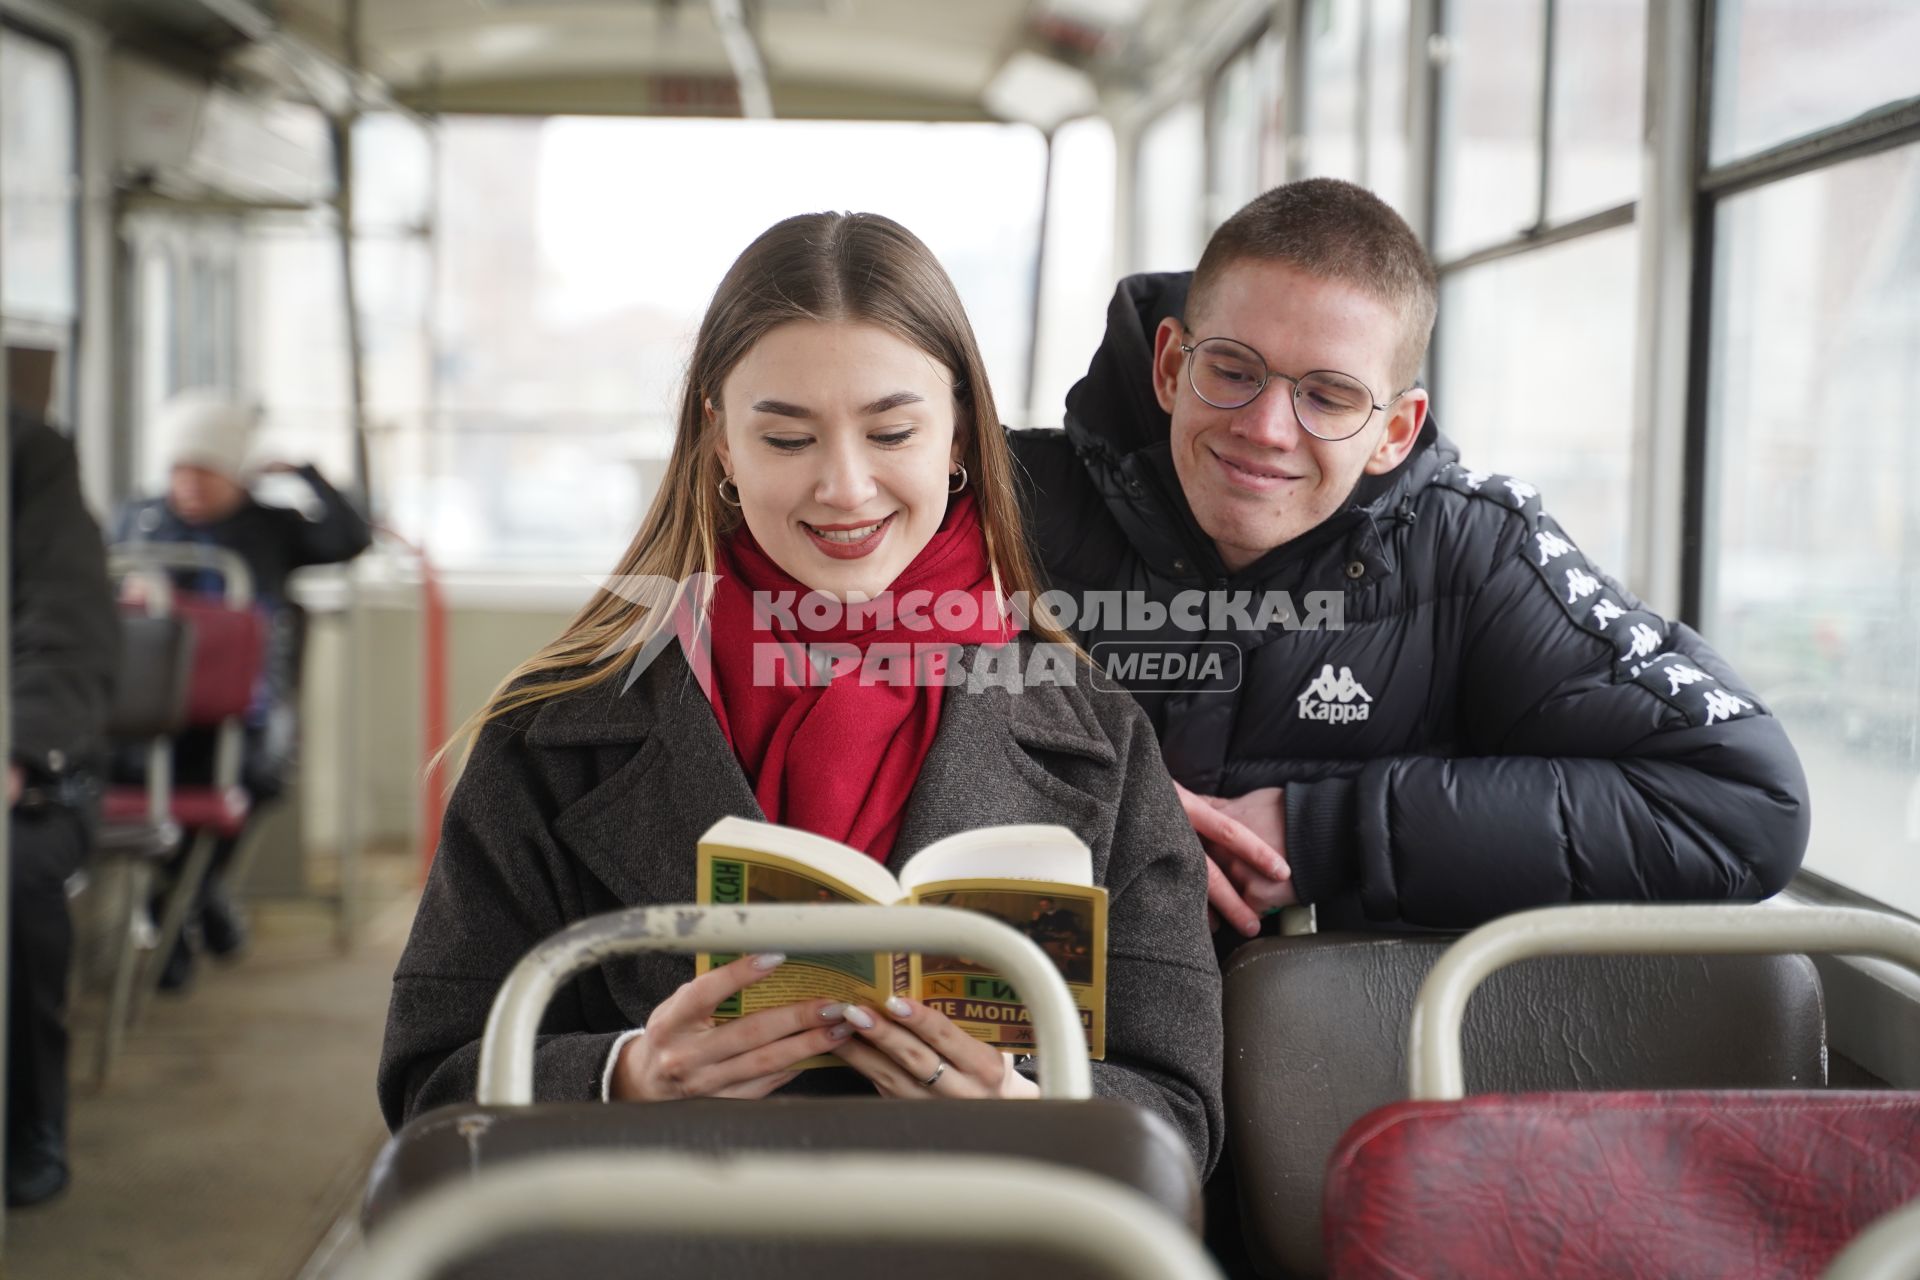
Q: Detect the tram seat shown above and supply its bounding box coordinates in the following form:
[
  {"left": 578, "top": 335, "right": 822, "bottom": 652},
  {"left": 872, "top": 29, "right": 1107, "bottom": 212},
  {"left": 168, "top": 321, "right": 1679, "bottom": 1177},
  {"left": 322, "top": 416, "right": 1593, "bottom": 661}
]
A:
[
  {"left": 365, "top": 1097, "right": 1200, "bottom": 1276},
  {"left": 1222, "top": 929, "right": 1827, "bottom": 1277},
  {"left": 89, "top": 607, "right": 194, "bottom": 1082},
  {"left": 364, "top": 905, "right": 1205, "bottom": 1279},
  {"left": 115, "top": 587, "right": 267, "bottom": 1025},
  {"left": 1320, "top": 905, "right": 1920, "bottom": 1280},
  {"left": 361, "top": 1151, "right": 1222, "bottom": 1280}
]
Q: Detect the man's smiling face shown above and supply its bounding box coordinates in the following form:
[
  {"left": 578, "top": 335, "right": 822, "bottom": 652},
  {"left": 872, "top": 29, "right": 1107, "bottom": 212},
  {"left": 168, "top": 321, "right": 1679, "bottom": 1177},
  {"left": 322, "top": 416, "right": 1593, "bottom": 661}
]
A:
[{"left": 1155, "top": 258, "right": 1427, "bottom": 572}]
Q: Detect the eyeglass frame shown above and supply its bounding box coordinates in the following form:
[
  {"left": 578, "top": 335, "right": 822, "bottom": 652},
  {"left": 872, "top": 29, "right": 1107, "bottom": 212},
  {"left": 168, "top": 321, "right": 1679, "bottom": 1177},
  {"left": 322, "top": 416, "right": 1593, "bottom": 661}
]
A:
[{"left": 1177, "top": 333, "right": 1415, "bottom": 442}]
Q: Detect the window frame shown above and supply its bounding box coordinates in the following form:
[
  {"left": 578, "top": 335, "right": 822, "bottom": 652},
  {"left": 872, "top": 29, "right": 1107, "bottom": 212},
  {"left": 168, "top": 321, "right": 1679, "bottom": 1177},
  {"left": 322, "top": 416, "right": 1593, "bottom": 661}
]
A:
[{"left": 0, "top": 13, "right": 85, "bottom": 428}]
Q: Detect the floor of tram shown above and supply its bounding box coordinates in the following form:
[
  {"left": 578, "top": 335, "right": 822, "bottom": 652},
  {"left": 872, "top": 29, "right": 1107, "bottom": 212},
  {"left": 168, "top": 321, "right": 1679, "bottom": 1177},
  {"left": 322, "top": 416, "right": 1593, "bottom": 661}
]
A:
[{"left": 7, "top": 847, "right": 418, "bottom": 1280}]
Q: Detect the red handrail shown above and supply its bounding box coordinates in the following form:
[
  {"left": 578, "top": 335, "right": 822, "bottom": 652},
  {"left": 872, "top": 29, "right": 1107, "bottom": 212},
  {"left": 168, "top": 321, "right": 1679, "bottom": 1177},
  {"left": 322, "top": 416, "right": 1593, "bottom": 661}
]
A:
[{"left": 374, "top": 526, "right": 449, "bottom": 880}]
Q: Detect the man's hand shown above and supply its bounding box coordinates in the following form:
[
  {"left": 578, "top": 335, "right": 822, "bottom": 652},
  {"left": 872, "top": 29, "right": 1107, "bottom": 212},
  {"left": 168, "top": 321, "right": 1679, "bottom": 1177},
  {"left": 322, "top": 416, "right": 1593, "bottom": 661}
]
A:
[
  {"left": 1173, "top": 782, "right": 1295, "bottom": 936},
  {"left": 7, "top": 764, "right": 22, "bottom": 809}
]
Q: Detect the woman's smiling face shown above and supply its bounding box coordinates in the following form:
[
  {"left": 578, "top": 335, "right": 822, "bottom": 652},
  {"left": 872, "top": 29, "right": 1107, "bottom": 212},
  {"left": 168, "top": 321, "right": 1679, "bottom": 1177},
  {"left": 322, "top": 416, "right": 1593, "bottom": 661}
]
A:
[{"left": 714, "top": 320, "right": 961, "bottom": 600}]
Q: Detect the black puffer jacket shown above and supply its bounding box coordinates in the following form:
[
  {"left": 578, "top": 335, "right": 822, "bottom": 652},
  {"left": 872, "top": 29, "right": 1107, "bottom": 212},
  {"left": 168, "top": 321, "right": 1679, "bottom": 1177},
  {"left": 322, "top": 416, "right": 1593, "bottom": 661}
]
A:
[{"left": 1008, "top": 273, "right": 1810, "bottom": 929}]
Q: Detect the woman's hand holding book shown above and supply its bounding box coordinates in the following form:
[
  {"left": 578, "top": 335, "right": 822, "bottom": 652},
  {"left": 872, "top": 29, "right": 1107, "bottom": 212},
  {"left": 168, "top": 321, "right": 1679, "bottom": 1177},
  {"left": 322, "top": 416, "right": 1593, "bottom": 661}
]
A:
[
  {"left": 608, "top": 953, "right": 856, "bottom": 1102},
  {"left": 828, "top": 996, "right": 1040, "bottom": 1100}
]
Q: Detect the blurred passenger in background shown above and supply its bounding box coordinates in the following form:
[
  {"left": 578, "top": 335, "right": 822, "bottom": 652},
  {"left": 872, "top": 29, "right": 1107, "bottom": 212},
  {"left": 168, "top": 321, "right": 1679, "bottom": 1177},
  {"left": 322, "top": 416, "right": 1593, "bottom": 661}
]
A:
[
  {"left": 8, "top": 407, "right": 118, "bottom": 1207},
  {"left": 114, "top": 392, "right": 372, "bottom": 986}
]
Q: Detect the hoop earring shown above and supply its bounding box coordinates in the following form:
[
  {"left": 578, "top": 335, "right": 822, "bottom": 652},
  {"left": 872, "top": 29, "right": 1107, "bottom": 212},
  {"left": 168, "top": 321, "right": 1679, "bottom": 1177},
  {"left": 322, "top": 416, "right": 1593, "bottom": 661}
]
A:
[
  {"left": 947, "top": 462, "right": 968, "bottom": 494},
  {"left": 717, "top": 475, "right": 743, "bottom": 508}
]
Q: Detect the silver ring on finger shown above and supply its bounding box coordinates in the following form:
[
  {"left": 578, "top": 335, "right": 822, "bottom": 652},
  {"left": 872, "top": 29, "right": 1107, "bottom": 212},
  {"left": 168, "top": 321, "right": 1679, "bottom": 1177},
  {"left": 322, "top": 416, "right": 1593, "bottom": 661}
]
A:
[{"left": 920, "top": 1058, "right": 948, "bottom": 1089}]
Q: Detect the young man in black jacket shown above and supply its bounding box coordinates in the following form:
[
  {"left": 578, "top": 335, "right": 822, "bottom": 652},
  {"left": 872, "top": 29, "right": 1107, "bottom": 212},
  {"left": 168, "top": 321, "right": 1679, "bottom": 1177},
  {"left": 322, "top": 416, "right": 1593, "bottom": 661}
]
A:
[
  {"left": 7, "top": 408, "right": 118, "bottom": 1206},
  {"left": 1010, "top": 178, "right": 1809, "bottom": 940}
]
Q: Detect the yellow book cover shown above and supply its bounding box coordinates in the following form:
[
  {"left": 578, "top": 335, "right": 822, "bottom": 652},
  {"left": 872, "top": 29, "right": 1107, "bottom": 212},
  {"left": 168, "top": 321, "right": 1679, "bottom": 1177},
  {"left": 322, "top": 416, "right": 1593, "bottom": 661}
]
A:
[{"left": 695, "top": 816, "right": 1107, "bottom": 1061}]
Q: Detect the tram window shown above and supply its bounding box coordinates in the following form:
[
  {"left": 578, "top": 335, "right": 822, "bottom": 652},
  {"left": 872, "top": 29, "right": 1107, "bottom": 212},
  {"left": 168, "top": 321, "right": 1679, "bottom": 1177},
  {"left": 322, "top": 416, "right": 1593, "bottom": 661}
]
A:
[
  {"left": 1710, "top": 0, "right": 1920, "bottom": 165},
  {"left": 1209, "top": 40, "right": 1264, "bottom": 225},
  {"left": 1434, "top": 0, "right": 1546, "bottom": 260},
  {"left": 1546, "top": 0, "right": 1645, "bottom": 222},
  {"left": 1435, "top": 224, "right": 1637, "bottom": 575},
  {"left": 1364, "top": 0, "right": 1412, "bottom": 218},
  {"left": 1029, "top": 117, "right": 1117, "bottom": 428},
  {"left": 1136, "top": 100, "right": 1206, "bottom": 271},
  {"left": 1, "top": 23, "right": 81, "bottom": 416},
  {"left": 1303, "top": 0, "right": 1364, "bottom": 184},
  {"left": 1703, "top": 141, "right": 1920, "bottom": 915},
  {"left": 247, "top": 226, "right": 355, "bottom": 483},
  {"left": 425, "top": 116, "right": 1045, "bottom": 569},
  {"left": 353, "top": 113, "right": 434, "bottom": 232}
]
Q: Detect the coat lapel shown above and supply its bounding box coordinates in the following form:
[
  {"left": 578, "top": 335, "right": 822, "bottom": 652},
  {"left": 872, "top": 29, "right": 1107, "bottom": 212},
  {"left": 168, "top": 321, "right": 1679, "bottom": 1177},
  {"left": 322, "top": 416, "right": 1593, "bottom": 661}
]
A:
[
  {"left": 889, "top": 644, "right": 1117, "bottom": 878},
  {"left": 536, "top": 644, "right": 764, "bottom": 910}
]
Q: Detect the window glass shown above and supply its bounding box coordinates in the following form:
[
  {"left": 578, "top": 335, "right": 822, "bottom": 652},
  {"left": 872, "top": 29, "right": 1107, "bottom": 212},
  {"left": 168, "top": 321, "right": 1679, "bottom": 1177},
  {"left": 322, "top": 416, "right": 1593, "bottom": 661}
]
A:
[
  {"left": 1030, "top": 117, "right": 1117, "bottom": 428},
  {"left": 427, "top": 116, "right": 1047, "bottom": 569},
  {"left": 1304, "top": 0, "right": 1363, "bottom": 183},
  {"left": 1703, "top": 143, "right": 1920, "bottom": 913},
  {"left": 1365, "top": 0, "right": 1411, "bottom": 217},
  {"left": 1136, "top": 100, "right": 1207, "bottom": 271},
  {"left": 245, "top": 226, "right": 355, "bottom": 485},
  {"left": 0, "top": 27, "right": 79, "bottom": 323},
  {"left": 354, "top": 113, "right": 435, "bottom": 232},
  {"left": 1435, "top": 0, "right": 1545, "bottom": 259},
  {"left": 1547, "top": 0, "right": 1646, "bottom": 221},
  {"left": 1210, "top": 44, "right": 1262, "bottom": 227},
  {"left": 1436, "top": 225, "right": 1638, "bottom": 575},
  {"left": 1710, "top": 0, "right": 1920, "bottom": 165},
  {"left": 1252, "top": 28, "right": 1291, "bottom": 191}
]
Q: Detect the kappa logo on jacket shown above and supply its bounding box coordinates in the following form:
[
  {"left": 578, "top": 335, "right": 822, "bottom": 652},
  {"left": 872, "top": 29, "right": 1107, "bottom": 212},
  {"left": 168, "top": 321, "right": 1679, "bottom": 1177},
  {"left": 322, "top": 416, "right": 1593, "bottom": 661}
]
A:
[{"left": 1297, "top": 664, "right": 1372, "bottom": 723}]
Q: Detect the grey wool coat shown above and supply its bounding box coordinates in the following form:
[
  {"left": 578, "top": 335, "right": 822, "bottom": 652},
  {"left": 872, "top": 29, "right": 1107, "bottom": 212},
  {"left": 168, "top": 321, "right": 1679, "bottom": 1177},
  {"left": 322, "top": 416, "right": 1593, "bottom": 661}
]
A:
[{"left": 378, "top": 637, "right": 1225, "bottom": 1176}]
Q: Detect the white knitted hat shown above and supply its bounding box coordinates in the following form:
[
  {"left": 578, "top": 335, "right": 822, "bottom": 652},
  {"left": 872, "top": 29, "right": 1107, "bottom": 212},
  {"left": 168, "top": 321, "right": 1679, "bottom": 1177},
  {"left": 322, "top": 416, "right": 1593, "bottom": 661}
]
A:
[{"left": 154, "top": 390, "right": 260, "bottom": 481}]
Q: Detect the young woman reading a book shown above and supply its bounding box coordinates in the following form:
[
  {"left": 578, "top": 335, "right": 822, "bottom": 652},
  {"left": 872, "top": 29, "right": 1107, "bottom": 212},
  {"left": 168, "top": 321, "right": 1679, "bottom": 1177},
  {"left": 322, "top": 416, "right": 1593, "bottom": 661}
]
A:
[{"left": 377, "top": 213, "right": 1224, "bottom": 1177}]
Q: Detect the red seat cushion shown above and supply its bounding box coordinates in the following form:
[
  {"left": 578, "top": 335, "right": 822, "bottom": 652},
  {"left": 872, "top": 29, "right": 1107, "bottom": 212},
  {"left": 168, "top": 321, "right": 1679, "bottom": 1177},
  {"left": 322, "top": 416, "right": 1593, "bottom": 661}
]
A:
[
  {"left": 168, "top": 785, "right": 251, "bottom": 837},
  {"left": 106, "top": 783, "right": 248, "bottom": 836},
  {"left": 104, "top": 786, "right": 155, "bottom": 825},
  {"left": 1325, "top": 1091, "right": 1920, "bottom": 1280}
]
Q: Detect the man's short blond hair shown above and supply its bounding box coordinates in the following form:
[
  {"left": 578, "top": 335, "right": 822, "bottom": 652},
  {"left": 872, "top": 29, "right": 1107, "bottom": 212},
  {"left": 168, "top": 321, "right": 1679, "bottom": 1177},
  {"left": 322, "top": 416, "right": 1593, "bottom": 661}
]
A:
[{"left": 1190, "top": 178, "right": 1438, "bottom": 391}]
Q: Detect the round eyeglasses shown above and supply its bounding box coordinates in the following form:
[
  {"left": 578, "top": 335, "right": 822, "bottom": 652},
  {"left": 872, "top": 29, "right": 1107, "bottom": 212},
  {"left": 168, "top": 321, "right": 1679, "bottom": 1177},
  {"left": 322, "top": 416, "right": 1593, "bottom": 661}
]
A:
[{"left": 1179, "top": 336, "right": 1401, "bottom": 442}]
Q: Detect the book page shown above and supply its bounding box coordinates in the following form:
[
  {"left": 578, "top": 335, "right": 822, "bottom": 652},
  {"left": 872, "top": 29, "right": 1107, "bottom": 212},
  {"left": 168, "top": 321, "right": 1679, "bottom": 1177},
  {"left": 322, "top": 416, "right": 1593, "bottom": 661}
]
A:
[
  {"left": 907, "top": 878, "right": 1107, "bottom": 1060},
  {"left": 896, "top": 825, "right": 1091, "bottom": 895},
  {"left": 700, "top": 815, "right": 906, "bottom": 904},
  {"left": 695, "top": 843, "right": 894, "bottom": 1027}
]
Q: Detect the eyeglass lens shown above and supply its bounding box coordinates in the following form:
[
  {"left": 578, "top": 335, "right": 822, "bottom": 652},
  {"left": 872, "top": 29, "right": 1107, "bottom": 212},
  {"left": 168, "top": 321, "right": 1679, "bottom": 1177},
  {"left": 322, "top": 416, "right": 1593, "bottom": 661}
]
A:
[{"left": 1188, "top": 338, "right": 1375, "bottom": 440}]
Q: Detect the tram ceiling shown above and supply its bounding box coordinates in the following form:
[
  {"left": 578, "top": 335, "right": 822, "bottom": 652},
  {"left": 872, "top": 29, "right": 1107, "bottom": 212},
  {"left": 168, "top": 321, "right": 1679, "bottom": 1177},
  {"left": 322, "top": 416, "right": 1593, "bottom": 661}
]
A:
[{"left": 251, "top": 0, "right": 1150, "bottom": 121}]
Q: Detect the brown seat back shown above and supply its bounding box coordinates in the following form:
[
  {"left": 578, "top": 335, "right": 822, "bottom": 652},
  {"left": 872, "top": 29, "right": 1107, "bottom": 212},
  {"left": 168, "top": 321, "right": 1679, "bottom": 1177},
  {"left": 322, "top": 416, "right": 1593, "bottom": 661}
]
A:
[
  {"left": 1223, "top": 933, "right": 1827, "bottom": 1277},
  {"left": 363, "top": 1097, "right": 1202, "bottom": 1280}
]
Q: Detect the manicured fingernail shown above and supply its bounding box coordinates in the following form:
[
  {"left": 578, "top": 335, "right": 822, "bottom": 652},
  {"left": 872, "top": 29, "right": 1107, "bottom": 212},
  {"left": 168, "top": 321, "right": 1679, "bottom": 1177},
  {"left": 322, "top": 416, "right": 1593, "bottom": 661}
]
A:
[
  {"left": 828, "top": 1022, "right": 854, "bottom": 1041},
  {"left": 1242, "top": 920, "right": 1261, "bottom": 937},
  {"left": 885, "top": 997, "right": 913, "bottom": 1018},
  {"left": 821, "top": 1003, "right": 849, "bottom": 1020},
  {"left": 844, "top": 1006, "right": 876, "bottom": 1029},
  {"left": 751, "top": 952, "right": 786, "bottom": 970}
]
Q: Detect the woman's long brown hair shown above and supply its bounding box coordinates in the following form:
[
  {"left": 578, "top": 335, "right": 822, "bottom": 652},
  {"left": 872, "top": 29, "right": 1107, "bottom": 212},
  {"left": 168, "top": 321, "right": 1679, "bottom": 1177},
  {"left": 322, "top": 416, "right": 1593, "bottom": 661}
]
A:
[{"left": 452, "top": 211, "right": 1077, "bottom": 748}]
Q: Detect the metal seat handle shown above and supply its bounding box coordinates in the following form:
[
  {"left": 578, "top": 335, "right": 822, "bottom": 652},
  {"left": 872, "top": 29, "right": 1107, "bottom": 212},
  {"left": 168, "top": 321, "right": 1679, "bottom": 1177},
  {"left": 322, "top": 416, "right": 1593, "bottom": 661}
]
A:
[
  {"left": 477, "top": 903, "right": 1094, "bottom": 1102},
  {"left": 111, "top": 543, "right": 255, "bottom": 607},
  {"left": 353, "top": 1151, "right": 1221, "bottom": 1279},
  {"left": 1825, "top": 1196, "right": 1920, "bottom": 1280},
  {"left": 1408, "top": 904, "right": 1920, "bottom": 1101}
]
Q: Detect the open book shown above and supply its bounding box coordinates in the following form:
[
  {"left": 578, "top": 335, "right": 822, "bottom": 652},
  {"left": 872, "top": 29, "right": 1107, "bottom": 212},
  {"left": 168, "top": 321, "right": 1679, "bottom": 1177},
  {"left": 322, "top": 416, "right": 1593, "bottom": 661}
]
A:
[{"left": 695, "top": 815, "right": 1107, "bottom": 1060}]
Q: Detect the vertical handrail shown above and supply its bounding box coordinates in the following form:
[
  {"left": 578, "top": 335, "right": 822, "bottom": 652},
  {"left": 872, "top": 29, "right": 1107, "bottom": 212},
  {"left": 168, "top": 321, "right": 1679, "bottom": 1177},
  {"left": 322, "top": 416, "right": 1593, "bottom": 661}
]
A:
[{"left": 371, "top": 527, "right": 447, "bottom": 879}]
